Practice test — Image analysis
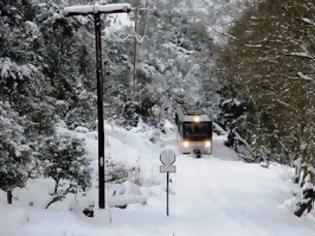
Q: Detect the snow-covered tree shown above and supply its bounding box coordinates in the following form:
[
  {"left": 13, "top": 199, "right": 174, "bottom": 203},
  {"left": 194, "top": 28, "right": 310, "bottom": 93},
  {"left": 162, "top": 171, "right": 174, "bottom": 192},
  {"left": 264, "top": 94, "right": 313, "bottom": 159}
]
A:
[
  {"left": 216, "top": 0, "right": 315, "bottom": 215},
  {"left": 38, "top": 134, "right": 91, "bottom": 208},
  {"left": 0, "top": 102, "right": 32, "bottom": 204},
  {"left": 40, "top": 134, "right": 91, "bottom": 193}
]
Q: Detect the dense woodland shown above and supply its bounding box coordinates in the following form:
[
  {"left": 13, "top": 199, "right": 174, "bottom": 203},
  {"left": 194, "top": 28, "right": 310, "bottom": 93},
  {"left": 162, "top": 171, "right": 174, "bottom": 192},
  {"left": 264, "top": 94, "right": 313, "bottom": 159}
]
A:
[
  {"left": 217, "top": 0, "right": 315, "bottom": 216},
  {"left": 0, "top": 0, "right": 314, "bottom": 217}
]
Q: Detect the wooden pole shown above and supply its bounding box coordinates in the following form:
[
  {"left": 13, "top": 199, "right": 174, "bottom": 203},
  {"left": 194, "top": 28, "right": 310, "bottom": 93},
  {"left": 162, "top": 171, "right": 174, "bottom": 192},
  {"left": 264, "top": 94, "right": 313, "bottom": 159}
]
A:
[{"left": 95, "top": 13, "right": 105, "bottom": 209}]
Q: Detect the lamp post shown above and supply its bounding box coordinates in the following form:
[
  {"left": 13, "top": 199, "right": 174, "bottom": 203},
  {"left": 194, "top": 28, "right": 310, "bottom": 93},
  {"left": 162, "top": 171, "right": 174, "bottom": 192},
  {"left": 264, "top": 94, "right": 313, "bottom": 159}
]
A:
[{"left": 64, "top": 3, "right": 131, "bottom": 209}]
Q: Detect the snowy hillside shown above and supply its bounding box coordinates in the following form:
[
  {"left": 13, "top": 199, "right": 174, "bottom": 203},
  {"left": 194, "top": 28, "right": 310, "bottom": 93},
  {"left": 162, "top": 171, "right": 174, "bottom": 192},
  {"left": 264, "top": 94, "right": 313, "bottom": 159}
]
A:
[{"left": 1, "top": 122, "right": 315, "bottom": 236}]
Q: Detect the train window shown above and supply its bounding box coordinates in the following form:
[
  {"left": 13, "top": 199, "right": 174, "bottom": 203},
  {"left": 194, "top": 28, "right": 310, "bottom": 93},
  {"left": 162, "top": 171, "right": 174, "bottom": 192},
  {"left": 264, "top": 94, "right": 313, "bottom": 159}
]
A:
[{"left": 183, "top": 122, "right": 212, "bottom": 141}]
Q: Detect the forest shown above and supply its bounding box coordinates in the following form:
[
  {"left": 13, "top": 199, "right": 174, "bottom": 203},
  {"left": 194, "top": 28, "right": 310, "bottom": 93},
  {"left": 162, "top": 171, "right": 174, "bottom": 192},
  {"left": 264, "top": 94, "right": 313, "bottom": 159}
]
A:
[{"left": 0, "top": 0, "right": 314, "bottom": 231}]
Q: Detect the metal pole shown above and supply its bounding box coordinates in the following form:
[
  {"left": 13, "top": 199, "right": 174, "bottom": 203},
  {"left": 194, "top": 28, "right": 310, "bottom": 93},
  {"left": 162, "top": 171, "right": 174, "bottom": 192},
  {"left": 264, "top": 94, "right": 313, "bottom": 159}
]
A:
[
  {"left": 95, "top": 13, "right": 105, "bottom": 209},
  {"left": 167, "top": 172, "right": 169, "bottom": 216}
]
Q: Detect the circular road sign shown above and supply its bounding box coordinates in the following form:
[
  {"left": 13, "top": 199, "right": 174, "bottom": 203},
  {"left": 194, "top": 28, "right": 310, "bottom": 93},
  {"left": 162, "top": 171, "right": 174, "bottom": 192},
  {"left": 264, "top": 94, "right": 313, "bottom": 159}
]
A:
[{"left": 160, "top": 149, "right": 176, "bottom": 166}]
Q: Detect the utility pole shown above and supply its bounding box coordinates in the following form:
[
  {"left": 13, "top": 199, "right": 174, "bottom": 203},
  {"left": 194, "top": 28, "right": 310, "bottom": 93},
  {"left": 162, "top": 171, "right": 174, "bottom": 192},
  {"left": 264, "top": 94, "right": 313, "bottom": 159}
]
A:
[
  {"left": 94, "top": 12, "right": 105, "bottom": 210},
  {"left": 64, "top": 3, "right": 131, "bottom": 210}
]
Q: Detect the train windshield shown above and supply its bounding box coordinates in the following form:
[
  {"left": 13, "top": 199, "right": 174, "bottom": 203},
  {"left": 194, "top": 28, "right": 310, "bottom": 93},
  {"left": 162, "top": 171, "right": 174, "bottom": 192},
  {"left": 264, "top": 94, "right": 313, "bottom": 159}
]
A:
[{"left": 183, "top": 121, "right": 212, "bottom": 141}]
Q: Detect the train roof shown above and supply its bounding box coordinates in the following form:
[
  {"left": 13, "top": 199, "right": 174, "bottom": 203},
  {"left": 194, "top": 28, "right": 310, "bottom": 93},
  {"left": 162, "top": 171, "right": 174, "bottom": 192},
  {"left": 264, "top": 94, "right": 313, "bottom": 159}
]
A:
[
  {"left": 182, "top": 114, "right": 211, "bottom": 122},
  {"left": 176, "top": 106, "right": 211, "bottom": 122}
]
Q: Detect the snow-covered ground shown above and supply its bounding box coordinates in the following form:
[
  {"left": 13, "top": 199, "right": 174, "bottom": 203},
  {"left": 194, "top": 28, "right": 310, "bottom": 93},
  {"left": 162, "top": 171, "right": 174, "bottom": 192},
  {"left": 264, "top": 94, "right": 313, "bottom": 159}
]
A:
[{"left": 1, "top": 122, "right": 315, "bottom": 236}]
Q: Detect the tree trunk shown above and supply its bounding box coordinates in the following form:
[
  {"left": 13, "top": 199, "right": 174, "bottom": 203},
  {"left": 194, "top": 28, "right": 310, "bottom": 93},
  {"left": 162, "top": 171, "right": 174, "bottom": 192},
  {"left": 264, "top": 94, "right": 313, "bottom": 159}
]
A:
[
  {"left": 7, "top": 190, "right": 12, "bottom": 204},
  {"left": 54, "top": 179, "right": 59, "bottom": 194}
]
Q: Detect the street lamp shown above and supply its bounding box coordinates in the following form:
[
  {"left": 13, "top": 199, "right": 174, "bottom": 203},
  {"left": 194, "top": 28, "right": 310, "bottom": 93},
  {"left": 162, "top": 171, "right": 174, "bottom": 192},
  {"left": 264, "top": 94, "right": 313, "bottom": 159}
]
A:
[{"left": 64, "top": 3, "right": 131, "bottom": 209}]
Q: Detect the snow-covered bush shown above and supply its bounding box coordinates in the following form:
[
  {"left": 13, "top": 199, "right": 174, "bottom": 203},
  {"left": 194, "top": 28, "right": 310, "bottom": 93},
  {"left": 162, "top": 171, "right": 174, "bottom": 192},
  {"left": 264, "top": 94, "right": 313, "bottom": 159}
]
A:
[
  {"left": 106, "top": 155, "right": 142, "bottom": 185},
  {"left": 38, "top": 134, "right": 91, "bottom": 208}
]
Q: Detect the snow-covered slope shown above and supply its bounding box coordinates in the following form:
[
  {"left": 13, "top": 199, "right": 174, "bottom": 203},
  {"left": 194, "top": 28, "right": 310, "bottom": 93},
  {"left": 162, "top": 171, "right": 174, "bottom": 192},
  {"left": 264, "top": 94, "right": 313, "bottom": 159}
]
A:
[{"left": 1, "top": 122, "right": 315, "bottom": 236}]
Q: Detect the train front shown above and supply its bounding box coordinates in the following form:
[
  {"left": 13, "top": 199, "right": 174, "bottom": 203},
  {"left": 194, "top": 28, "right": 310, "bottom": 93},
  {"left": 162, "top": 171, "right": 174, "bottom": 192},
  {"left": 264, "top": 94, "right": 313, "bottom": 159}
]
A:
[{"left": 180, "top": 115, "right": 212, "bottom": 157}]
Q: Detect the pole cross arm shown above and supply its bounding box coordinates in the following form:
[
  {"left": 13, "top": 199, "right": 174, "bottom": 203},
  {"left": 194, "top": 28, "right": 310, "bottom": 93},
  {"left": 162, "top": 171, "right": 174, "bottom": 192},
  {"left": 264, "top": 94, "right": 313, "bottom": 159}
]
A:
[{"left": 64, "top": 3, "right": 132, "bottom": 16}]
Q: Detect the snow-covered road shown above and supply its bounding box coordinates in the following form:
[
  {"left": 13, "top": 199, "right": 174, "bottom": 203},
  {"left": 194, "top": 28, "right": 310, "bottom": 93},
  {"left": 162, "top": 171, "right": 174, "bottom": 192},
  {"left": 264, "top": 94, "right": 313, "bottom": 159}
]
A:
[
  {"left": 1, "top": 125, "right": 315, "bottom": 236},
  {"left": 171, "top": 155, "right": 314, "bottom": 236},
  {"left": 103, "top": 135, "right": 315, "bottom": 236}
]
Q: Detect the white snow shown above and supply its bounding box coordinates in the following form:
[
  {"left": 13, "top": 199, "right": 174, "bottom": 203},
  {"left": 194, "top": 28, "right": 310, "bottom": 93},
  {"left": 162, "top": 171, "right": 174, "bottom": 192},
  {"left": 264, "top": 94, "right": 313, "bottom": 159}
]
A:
[
  {"left": 290, "top": 52, "right": 314, "bottom": 59},
  {"left": 0, "top": 58, "right": 37, "bottom": 80},
  {"left": 301, "top": 17, "right": 315, "bottom": 26},
  {"left": 104, "top": 12, "right": 132, "bottom": 38},
  {"left": 297, "top": 72, "right": 314, "bottom": 82},
  {"left": 1, "top": 122, "right": 315, "bottom": 236},
  {"left": 64, "top": 3, "right": 131, "bottom": 15}
]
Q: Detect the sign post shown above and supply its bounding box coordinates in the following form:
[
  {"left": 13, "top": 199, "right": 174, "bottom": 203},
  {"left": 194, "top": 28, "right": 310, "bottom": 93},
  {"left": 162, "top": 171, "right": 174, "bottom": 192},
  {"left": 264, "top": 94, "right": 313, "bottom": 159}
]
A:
[
  {"left": 160, "top": 149, "right": 176, "bottom": 216},
  {"left": 167, "top": 171, "right": 169, "bottom": 216}
]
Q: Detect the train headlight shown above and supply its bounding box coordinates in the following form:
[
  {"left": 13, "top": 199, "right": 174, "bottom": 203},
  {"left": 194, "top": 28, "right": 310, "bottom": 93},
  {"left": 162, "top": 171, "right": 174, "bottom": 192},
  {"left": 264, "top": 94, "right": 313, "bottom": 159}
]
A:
[
  {"left": 205, "top": 140, "right": 211, "bottom": 148},
  {"left": 182, "top": 140, "right": 190, "bottom": 148},
  {"left": 193, "top": 116, "right": 200, "bottom": 122}
]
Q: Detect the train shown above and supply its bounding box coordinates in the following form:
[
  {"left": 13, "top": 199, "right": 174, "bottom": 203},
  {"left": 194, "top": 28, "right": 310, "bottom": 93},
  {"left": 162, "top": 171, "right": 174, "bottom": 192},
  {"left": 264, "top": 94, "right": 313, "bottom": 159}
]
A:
[{"left": 175, "top": 107, "right": 213, "bottom": 157}]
